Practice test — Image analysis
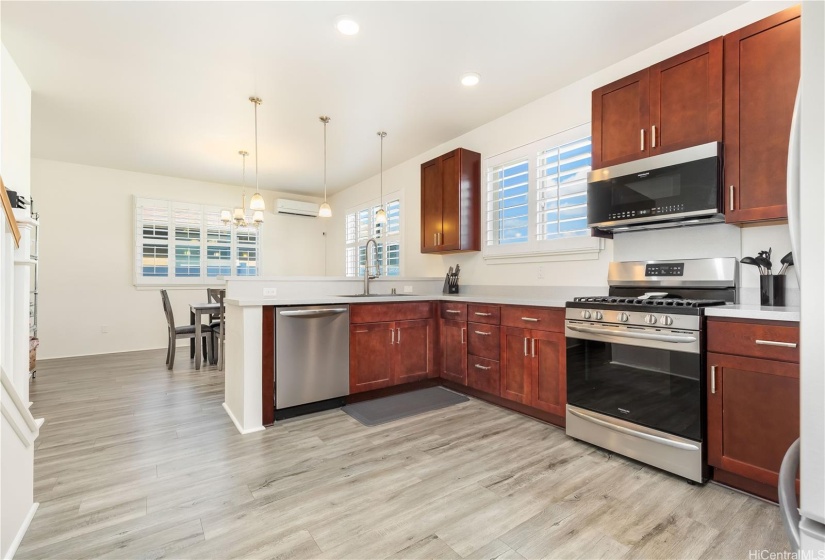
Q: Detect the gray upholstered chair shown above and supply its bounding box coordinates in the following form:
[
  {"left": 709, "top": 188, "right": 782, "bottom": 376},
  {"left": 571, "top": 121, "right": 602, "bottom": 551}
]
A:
[
  {"left": 207, "top": 288, "right": 226, "bottom": 370},
  {"left": 160, "top": 289, "right": 212, "bottom": 370}
]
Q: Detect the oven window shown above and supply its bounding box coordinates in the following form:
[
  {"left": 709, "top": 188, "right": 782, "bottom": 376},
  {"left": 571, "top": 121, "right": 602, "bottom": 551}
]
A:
[{"left": 566, "top": 338, "right": 702, "bottom": 440}]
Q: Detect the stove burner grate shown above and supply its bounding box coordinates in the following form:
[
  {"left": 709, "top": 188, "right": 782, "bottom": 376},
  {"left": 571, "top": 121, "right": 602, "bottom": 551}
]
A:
[{"left": 572, "top": 296, "right": 728, "bottom": 308}]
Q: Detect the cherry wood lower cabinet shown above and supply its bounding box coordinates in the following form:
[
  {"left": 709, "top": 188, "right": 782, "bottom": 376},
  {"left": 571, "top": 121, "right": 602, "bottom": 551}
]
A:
[
  {"left": 441, "top": 319, "right": 467, "bottom": 385},
  {"left": 500, "top": 326, "right": 566, "bottom": 416},
  {"left": 501, "top": 327, "right": 531, "bottom": 404}
]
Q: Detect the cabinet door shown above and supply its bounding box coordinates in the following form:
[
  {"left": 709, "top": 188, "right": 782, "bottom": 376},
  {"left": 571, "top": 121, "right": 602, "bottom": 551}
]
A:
[
  {"left": 650, "top": 38, "right": 723, "bottom": 155},
  {"left": 724, "top": 6, "right": 800, "bottom": 223},
  {"left": 349, "top": 322, "right": 394, "bottom": 393},
  {"left": 394, "top": 319, "right": 434, "bottom": 384},
  {"left": 441, "top": 319, "right": 467, "bottom": 385},
  {"left": 421, "top": 157, "right": 443, "bottom": 252},
  {"left": 440, "top": 150, "right": 460, "bottom": 250},
  {"left": 592, "top": 68, "right": 650, "bottom": 168},
  {"left": 530, "top": 330, "right": 566, "bottom": 417},
  {"left": 500, "top": 326, "right": 531, "bottom": 404},
  {"left": 707, "top": 353, "right": 799, "bottom": 487}
]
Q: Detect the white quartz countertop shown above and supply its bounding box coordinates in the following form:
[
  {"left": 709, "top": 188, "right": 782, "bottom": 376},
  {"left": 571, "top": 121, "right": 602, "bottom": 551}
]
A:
[
  {"left": 226, "top": 293, "right": 569, "bottom": 308},
  {"left": 704, "top": 304, "right": 800, "bottom": 322}
]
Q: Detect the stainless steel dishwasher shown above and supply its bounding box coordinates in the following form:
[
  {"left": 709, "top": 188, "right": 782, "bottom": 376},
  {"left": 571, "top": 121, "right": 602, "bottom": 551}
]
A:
[{"left": 275, "top": 305, "right": 350, "bottom": 416}]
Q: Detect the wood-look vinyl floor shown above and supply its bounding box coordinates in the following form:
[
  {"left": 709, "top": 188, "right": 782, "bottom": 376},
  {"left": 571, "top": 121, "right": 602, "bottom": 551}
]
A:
[{"left": 18, "top": 349, "right": 789, "bottom": 560}]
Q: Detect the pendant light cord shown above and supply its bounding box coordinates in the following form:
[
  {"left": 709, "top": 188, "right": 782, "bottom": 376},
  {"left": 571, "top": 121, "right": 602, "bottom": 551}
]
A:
[
  {"left": 254, "top": 101, "right": 259, "bottom": 194},
  {"left": 324, "top": 119, "right": 328, "bottom": 202},
  {"left": 378, "top": 131, "right": 386, "bottom": 208}
]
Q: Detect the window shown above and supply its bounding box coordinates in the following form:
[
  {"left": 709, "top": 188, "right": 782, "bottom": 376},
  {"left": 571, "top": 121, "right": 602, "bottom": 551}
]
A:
[
  {"left": 484, "top": 123, "right": 601, "bottom": 260},
  {"left": 345, "top": 196, "right": 401, "bottom": 277},
  {"left": 134, "top": 197, "right": 261, "bottom": 286}
]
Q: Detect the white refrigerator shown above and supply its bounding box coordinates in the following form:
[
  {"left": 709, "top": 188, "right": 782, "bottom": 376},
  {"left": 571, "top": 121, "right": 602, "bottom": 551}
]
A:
[{"left": 780, "top": 0, "right": 825, "bottom": 553}]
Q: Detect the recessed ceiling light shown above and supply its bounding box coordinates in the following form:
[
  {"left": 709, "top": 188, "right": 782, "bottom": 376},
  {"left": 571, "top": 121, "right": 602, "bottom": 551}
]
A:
[
  {"left": 461, "top": 72, "right": 481, "bottom": 87},
  {"left": 335, "top": 16, "right": 360, "bottom": 36}
]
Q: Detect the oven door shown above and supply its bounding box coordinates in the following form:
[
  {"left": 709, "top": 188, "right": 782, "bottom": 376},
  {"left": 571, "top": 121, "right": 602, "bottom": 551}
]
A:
[{"left": 565, "top": 321, "right": 703, "bottom": 441}]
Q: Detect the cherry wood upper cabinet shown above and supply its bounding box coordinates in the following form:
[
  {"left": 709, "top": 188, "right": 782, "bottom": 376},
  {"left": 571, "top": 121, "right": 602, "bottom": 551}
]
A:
[
  {"left": 420, "top": 148, "right": 481, "bottom": 254},
  {"left": 592, "top": 68, "right": 650, "bottom": 169},
  {"left": 649, "top": 38, "right": 723, "bottom": 155},
  {"left": 724, "top": 6, "right": 801, "bottom": 223},
  {"left": 591, "top": 38, "right": 723, "bottom": 169}
]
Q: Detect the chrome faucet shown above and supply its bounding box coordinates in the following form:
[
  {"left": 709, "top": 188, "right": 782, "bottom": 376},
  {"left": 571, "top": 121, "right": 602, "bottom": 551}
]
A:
[{"left": 363, "top": 238, "right": 380, "bottom": 295}]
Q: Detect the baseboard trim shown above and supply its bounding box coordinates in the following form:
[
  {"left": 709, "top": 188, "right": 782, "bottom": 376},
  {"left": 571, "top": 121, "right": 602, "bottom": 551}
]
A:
[
  {"left": 4, "top": 502, "right": 39, "bottom": 559},
  {"left": 222, "top": 402, "right": 265, "bottom": 435}
]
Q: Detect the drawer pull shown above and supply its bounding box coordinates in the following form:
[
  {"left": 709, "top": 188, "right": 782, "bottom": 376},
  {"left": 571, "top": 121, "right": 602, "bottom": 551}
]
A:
[
  {"left": 521, "top": 317, "right": 539, "bottom": 322},
  {"left": 474, "top": 330, "right": 491, "bottom": 336},
  {"left": 711, "top": 365, "right": 717, "bottom": 394},
  {"left": 474, "top": 312, "right": 492, "bottom": 317},
  {"left": 445, "top": 309, "right": 462, "bottom": 314},
  {"left": 755, "top": 339, "right": 797, "bottom": 348},
  {"left": 474, "top": 364, "right": 492, "bottom": 371}
]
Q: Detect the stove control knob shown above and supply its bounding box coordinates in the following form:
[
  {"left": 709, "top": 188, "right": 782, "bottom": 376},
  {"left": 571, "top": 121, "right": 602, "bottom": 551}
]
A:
[
  {"left": 580, "top": 310, "right": 592, "bottom": 320},
  {"left": 660, "top": 315, "right": 674, "bottom": 326},
  {"left": 618, "top": 312, "right": 630, "bottom": 323},
  {"left": 594, "top": 311, "right": 604, "bottom": 321},
  {"left": 644, "top": 314, "right": 658, "bottom": 325}
]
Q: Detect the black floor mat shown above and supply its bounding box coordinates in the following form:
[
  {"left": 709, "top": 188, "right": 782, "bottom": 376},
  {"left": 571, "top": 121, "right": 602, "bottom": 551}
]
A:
[{"left": 343, "top": 387, "right": 469, "bottom": 426}]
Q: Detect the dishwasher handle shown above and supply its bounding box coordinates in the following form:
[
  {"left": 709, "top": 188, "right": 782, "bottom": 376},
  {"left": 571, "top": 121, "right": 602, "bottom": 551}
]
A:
[{"left": 279, "top": 308, "right": 348, "bottom": 318}]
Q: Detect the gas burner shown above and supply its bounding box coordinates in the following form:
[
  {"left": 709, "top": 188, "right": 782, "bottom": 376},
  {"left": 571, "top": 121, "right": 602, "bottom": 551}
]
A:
[{"left": 572, "top": 296, "right": 728, "bottom": 308}]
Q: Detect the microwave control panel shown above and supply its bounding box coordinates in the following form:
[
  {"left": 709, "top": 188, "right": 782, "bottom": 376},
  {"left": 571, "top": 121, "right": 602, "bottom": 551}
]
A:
[{"left": 645, "top": 263, "right": 684, "bottom": 277}]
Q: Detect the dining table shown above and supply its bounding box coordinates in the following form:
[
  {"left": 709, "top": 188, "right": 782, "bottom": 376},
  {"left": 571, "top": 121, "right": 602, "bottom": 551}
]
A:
[{"left": 190, "top": 302, "right": 220, "bottom": 370}]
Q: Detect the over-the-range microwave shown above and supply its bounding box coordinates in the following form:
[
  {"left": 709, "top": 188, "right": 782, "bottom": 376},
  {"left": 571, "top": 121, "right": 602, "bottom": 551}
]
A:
[{"left": 587, "top": 142, "right": 723, "bottom": 232}]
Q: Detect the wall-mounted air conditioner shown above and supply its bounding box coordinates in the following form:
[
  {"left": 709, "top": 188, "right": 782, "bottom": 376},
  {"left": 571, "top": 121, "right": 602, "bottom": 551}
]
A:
[{"left": 276, "top": 199, "right": 320, "bottom": 217}]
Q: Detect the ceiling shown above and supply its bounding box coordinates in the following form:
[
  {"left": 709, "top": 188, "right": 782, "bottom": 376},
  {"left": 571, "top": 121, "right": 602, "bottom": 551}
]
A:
[{"left": 1, "top": 1, "right": 744, "bottom": 197}]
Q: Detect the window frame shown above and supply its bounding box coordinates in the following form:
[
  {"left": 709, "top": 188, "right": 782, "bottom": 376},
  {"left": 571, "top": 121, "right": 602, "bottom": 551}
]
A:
[
  {"left": 344, "top": 192, "right": 403, "bottom": 278},
  {"left": 482, "top": 123, "right": 602, "bottom": 262},
  {"left": 134, "top": 196, "right": 262, "bottom": 287}
]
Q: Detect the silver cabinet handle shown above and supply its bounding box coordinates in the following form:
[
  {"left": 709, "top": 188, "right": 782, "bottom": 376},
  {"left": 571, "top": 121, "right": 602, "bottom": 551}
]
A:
[
  {"left": 397, "top": 328, "right": 401, "bottom": 344},
  {"left": 474, "top": 364, "right": 492, "bottom": 371},
  {"left": 651, "top": 125, "right": 657, "bottom": 148},
  {"left": 280, "top": 308, "right": 348, "bottom": 317},
  {"left": 521, "top": 317, "right": 539, "bottom": 322},
  {"left": 729, "top": 185, "right": 735, "bottom": 211},
  {"left": 433, "top": 233, "right": 437, "bottom": 246},
  {"left": 711, "top": 365, "right": 717, "bottom": 394},
  {"left": 474, "top": 330, "right": 491, "bottom": 336},
  {"left": 474, "top": 312, "right": 492, "bottom": 317},
  {"left": 531, "top": 338, "right": 536, "bottom": 357},
  {"left": 390, "top": 328, "right": 395, "bottom": 345},
  {"left": 461, "top": 328, "right": 466, "bottom": 344},
  {"left": 755, "top": 339, "right": 797, "bottom": 348},
  {"left": 569, "top": 408, "right": 699, "bottom": 451},
  {"left": 524, "top": 337, "right": 529, "bottom": 356},
  {"left": 445, "top": 309, "right": 461, "bottom": 314},
  {"left": 640, "top": 129, "right": 645, "bottom": 151}
]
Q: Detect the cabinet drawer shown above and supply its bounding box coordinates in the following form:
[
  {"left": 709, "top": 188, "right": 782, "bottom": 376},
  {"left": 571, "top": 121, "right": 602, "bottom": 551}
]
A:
[
  {"left": 501, "top": 306, "right": 564, "bottom": 332},
  {"left": 441, "top": 302, "right": 467, "bottom": 321},
  {"left": 350, "top": 302, "right": 433, "bottom": 324},
  {"left": 468, "top": 304, "right": 500, "bottom": 325},
  {"left": 468, "top": 323, "right": 500, "bottom": 360},
  {"left": 467, "top": 355, "right": 500, "bottom": 395},
  {"left": 707, "top": 319, "right": 799, "bottom": 363}
]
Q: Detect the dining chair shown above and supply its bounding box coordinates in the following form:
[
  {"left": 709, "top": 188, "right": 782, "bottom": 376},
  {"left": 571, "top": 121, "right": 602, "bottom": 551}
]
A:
[
  {"left": 160, "top": 289, "right": 212, "bottom": 370},
  {"left": 208, "top": 289, "right": 226, "bottom": 370}
]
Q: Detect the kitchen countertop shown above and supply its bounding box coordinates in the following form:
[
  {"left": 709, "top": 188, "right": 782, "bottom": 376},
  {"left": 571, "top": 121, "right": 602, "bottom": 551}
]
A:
[
  {"left": 226, "top": 293, "right": 569, "bottom": 308},
  {"left": 704, "top": 304, "right": 800, "bottom": 322}
]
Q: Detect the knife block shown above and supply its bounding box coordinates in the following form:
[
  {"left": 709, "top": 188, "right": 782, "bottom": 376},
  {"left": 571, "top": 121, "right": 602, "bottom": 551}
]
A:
[{"left": 443, "top": 274, "right": 459, "bottom": 294}]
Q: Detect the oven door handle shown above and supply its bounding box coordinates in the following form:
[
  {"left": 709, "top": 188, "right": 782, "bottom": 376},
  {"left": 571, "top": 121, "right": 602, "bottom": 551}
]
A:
[
  {"left": 568, "top": 408, "right": 700, "bottom": 451},
  {"left": 567, "top": 325, "right": 697, "bottom": 344}
]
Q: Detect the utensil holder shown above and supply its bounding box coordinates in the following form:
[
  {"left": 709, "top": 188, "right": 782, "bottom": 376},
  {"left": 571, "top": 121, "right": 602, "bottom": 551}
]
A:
[
  {"left": 760, "top": 275, "right": 785, "bottom": 306},
  {"left": 443, "top": 274, "right": 459, "bottom": 294}
]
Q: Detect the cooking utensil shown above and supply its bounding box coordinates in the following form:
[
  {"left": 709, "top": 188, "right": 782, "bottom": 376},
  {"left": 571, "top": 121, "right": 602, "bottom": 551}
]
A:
[
  {"left": 756, "top": 255, "right": 772, "bottom": 275},
  {"left": 779, "top": 252, "right": 794, "bottom": 275},
  {"left": 740, "top": 256, "right": 764, "bottom": 275}
]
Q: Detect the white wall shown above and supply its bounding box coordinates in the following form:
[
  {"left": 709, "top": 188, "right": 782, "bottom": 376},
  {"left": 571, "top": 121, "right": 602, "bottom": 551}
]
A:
[
  {"left": 325, "top": 1, "right": 796, "bottom": 296},
  {"left": 31, "top": 158, "right": 328, "bottom": 359},
  {"left": 1, "top": 44, "right": 32, "bottom": 198}
]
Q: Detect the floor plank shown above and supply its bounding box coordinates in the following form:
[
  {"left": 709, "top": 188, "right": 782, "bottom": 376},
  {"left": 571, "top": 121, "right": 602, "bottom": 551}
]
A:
[{"left": 18, "top": 348, "right": 790, "bottom": 559}]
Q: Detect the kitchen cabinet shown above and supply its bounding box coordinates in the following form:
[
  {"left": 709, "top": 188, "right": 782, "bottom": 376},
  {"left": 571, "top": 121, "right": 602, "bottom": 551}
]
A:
[
  {"left": 706, "top": 317, "right": 800, "bottom": 501},
  {"left": 420, "top": 148, "right": 481, "bottom": 254},
  {"left": 466, "top": 304, "right": 502, "bottom": 395},
  {"left": 592, "top": 38, "right": 722, "bottom": 169},
  {"left": 501, "top": 326, "right": 531, "bottom": 404},
  {"left": 350, "top": 303, "right": 436, "bottom": 393},
  {"left": 500, "top": 326, "right": 566, "bottom": 415},
  {"left": 724, "top": 6, "right": 800, "bottom": 223},
  {"left": 441, "top": 319, "right": 467, "bottom": 385}
]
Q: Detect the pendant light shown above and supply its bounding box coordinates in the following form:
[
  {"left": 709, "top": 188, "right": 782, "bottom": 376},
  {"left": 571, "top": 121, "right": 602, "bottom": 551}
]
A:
[
  {"left": 248, "top": 96, "right": 266, "bottom": 220},
  {"left": 375, "top": 131, "right": 387, "bottom": 225},
  {"left": 318, "top": 116, "right": 332, "bottom": 218},
  {"left": 222, "top": 150, "right": 250, "bottom": 227}
]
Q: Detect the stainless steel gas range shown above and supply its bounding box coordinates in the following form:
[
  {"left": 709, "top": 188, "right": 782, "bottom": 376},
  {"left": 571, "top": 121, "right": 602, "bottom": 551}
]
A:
[{"left": 564, "top": 257, "right": 737, "bottom": 483}]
